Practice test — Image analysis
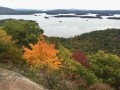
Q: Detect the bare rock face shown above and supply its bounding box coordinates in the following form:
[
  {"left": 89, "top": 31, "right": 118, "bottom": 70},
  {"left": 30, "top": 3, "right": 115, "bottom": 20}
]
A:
[{"left": 0, "top": 68, "right": 47, "bottom": 90}]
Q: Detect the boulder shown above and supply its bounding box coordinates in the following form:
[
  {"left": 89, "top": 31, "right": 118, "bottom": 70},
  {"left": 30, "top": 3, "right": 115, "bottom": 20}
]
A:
[{"left": 0, "top": 68, "right": 47, "bottom": 90}]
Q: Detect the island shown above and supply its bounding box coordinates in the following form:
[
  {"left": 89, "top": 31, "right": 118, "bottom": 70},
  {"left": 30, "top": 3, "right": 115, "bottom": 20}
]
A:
[
  {"left": 53, "top": 15, "right": 103, "bottom": 19},
  {"left": 107, "top": 17, "right": 120, "bottom": 20}
]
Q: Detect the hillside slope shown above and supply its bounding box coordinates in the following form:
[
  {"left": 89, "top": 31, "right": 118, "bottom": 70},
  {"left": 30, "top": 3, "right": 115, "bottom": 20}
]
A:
[
  {"left": 67, "top": 28, "right": 120, "bottom": 55},
  {"left": 0, "top": 6, "right": 19, "bottom": 14},
  {"left": 47, "top": 28, "right": 120, "bottom": 56},
  {"left": 0, "top": 6, "right": 44, "bottom": 15}
]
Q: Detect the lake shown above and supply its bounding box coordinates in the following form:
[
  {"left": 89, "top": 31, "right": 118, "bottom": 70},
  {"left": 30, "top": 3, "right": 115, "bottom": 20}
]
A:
[{"left": 0, "top": 13, "right": 120, "bottom": 38}]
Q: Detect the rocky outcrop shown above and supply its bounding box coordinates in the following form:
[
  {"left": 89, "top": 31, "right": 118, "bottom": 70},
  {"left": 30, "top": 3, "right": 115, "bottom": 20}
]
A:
[{"left": 0, "top": 68, "right": 47, "bottom": 90}]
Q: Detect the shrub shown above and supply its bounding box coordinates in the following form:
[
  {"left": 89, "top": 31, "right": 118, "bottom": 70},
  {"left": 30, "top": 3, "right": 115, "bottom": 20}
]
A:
[
  {"left": 7, "top": 46, "right": 25, "bottom": 65},
  {"left": 37, "top": 67, "right": 88, "bottom": 90},
  {"left": 87, "top": 83, "right": 115, "bottom": 90},
  {"left": 88, "top": 50, "right": 120, "bottom": 89},
  {"left": 57, "top": 45, "right": 102, "bottom": 86}
]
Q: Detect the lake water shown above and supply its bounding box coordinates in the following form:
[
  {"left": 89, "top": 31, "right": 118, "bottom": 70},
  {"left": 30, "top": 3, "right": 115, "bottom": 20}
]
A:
[{"left": 0, "top": 13, "right": 120, "bottom": 38}]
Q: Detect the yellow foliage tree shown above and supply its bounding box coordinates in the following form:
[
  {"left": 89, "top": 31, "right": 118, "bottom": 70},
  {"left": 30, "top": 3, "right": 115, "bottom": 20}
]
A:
[
  {"left": 0, "top": 29, "right": 12, "bottom": 43},
  {"left": 23, "top": 34, "right": 62, "bottom": 70},
  {"left": 0, "top": 29, "right": 14, "bottom": 52}
]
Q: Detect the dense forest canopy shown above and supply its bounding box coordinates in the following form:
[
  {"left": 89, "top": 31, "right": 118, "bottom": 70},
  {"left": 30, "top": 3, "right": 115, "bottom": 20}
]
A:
[
  {"left": 46, "top": 28, "right": 120, "bottom": 56},
  {"left": 0, "top": 19, "right": 120, "bottom": 90}
]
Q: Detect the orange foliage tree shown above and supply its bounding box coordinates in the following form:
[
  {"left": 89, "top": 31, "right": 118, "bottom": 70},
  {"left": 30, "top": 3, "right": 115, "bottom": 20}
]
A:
[{"left": 23, "top": 34, "right": 62, "bottom": 70}]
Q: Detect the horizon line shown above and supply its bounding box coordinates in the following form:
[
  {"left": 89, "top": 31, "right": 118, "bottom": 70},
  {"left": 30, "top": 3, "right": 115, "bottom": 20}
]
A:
[{"left": 1, "top": 6, "right": 120, "bottom": 11}]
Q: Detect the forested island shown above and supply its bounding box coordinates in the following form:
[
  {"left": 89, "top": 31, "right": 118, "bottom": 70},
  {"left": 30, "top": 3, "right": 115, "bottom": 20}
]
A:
[
  {"left": 0, "top": 19, "right": 120, "bottom": 90},
  {"left": 107, "top": 17, "right": 120, "bottom": 20},
  {"left": 53, "top": 15, "right": 103, "bottom": 19}
]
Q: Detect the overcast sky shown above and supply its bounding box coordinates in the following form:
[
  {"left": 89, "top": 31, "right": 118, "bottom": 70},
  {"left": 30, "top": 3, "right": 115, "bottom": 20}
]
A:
[{"left": 0, "top": 0, "right": 120, "bottom": 10}]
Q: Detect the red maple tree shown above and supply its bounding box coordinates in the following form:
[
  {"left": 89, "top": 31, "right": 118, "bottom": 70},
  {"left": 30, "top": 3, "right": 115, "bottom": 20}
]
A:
[{"left": 71, "top": 49, "right": 90, "bottom": 69}]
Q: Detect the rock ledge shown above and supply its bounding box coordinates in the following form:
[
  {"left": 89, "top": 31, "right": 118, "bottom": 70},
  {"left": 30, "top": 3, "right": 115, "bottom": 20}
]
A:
[{"left": 0, "top": 68, "right": 47, "bottom": 90}]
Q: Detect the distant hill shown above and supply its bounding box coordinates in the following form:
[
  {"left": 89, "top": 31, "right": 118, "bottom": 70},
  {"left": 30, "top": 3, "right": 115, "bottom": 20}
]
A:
[
  {"left": 0, "top": 6, "right": 43, "bottom": 15},
  {"left": 0, "top": 6, "right": 19, "bottom": 14}
]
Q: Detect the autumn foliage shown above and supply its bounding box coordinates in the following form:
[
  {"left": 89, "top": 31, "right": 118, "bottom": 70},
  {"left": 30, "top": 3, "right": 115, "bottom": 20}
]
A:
[
  {"left": 71, "top": 49, "right": 90, "bottom": 69},
  {"left": 23, "top": 34, "right": 62, "bottom": 70}
]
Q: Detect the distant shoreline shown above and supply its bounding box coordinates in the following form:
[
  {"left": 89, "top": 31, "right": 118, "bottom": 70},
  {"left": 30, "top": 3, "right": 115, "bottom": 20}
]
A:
[{"left": 1, "top": 6, "right": 120, "bottom": 16}]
